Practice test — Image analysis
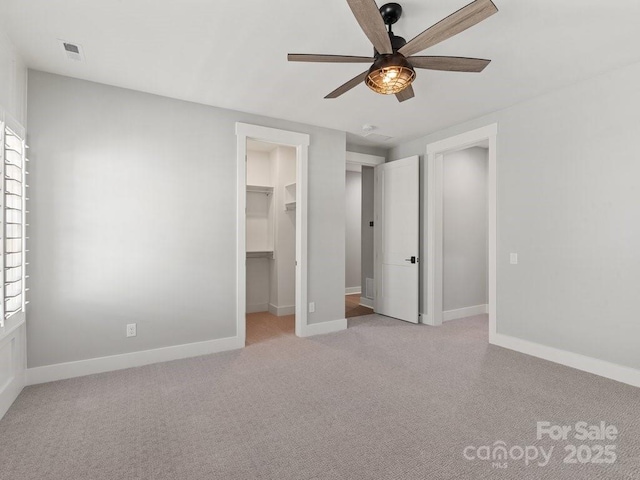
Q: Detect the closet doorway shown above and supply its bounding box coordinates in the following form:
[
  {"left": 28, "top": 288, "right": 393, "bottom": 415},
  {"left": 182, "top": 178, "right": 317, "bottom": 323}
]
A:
[
  {"left": 236, "top": 124, "right": 309, "bottom": 346},
  {"left": 245, "top": 140, "right": 296, "bottom": 344}
]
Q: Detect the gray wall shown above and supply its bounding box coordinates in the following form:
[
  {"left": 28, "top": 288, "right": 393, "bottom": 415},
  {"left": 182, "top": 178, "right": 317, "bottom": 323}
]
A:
[
  {"left": 361, "top": 166, "right": 374, "bottom": 299},
  {"left": 272, "top": 146, "right": 296, "bottom": 311},
  {"left": 27, "top": 70, "right": 346, "bottom": 368},
  {"left": 345, "top": 141, "right": 388, "bottom": 158},
  {"left": 443, "top": 147, "right": 488, "bottom": 311},
  {"left": 0, "top": 31, "right": 26, "bottom": 125},
  {"left": 345, "top": 171, "right": 361, "bottom": 291},
  {"left": 389, "top": 60, "right": 640, "bottom": 370}
]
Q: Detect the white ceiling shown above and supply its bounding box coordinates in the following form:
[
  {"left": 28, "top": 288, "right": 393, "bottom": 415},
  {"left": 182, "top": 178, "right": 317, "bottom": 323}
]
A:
[{"left": 2, "top": 0, "right": 640, "bottom": 147}]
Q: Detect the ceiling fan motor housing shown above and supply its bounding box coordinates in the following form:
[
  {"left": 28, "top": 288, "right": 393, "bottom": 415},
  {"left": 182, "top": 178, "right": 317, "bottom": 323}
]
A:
[
  {"left": 373, "top": 34, "right": 407, "bottom": 57},
  {"left": 374, "top": 3, "right": 407, "bottom": 56},
  {"left": 380, "top": 3, "right": 403, "bottom": 26}
]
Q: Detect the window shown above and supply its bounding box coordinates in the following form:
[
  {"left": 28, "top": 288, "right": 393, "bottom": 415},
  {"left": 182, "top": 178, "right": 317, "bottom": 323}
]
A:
[{"left": 0, "top": 121, "right": 27, "bottom": 327}]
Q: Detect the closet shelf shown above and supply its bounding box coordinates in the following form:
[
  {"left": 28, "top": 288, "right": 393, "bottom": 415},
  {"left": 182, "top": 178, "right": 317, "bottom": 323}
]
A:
[
  {"left": 247, "top": 185, "right": 273, "bottom": 195},
  {"left": 285, "top": 201, "right": 296, "bottom": 211},
  {"left": 246, "top": 250, "right": 274, "bottom": 259}
]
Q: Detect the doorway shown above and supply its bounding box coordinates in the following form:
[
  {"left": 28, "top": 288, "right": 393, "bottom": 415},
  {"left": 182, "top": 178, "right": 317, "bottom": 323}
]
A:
[
  {"left": 425, "top": 124, "right": 498, "bottom": 341},
  {"left": 236, "top": 123, "right": 309, "bottom": 345},
  {"left": 344, "top": 151, "right": 384, "bottom": 318},
  {"left": 245, "top": 140, "right": 297, "bottom": 344},
  {"left": 345, "top": 162, "right": 375, "bottom": 318},
  {"left": 442, "top": 146, "right": 489, "bottom": 322}
]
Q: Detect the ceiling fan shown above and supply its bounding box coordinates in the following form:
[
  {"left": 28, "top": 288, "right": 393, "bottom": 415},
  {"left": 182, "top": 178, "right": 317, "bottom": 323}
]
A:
[{"left": 288, "top": 0, "right": 498, "bottom": 102}]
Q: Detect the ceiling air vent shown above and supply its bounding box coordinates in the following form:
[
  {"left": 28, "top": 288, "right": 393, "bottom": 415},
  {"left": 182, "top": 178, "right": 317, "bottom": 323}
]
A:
[
  {"left": 58, "top": 39, "right": 85, "bottom": 61},
  {"left": 363, "top": 133, "right": 393, "bottom": 142},
  {"left": 360, "top": 125, "right": 393, "bottom": 142}
]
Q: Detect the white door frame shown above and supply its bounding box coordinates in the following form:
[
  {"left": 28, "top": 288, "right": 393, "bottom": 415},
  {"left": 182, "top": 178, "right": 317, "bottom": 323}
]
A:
[
  {"left": 236, "top": 123, "right": 309, "bottom": 344},
  {"left": 424, "top": 124, "right": 498, "bottom": 342}
]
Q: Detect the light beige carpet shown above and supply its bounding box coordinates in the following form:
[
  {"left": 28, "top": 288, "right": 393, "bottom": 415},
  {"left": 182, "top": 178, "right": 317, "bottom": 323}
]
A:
[{"left": 0, "top": 315, "right": 638, "bottom": 479}]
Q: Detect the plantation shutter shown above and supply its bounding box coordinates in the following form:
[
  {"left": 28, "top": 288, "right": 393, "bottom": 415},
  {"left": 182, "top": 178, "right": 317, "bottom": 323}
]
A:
[{"left": 0, "top": 121, "right": 27, "bottom": 327}]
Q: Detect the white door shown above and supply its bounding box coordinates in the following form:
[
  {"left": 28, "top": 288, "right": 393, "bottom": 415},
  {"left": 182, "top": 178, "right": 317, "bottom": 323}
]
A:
[{"left": 374, "top": 156, "right": 420, "bottom": 323}]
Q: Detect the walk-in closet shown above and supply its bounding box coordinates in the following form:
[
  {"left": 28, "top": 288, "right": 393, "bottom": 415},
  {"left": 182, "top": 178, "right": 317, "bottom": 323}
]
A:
[{"left": 245, "top": 140, "right": 296, "bottom": 344}]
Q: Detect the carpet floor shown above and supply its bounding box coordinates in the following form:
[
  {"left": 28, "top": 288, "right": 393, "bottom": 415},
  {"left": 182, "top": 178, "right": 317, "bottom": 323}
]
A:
[{"left": 0, "top": 315, "right": 638, "bottom": 479}]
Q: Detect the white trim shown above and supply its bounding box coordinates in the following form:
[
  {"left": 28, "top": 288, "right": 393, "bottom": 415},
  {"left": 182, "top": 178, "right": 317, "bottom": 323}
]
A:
[
  {"left": 425, "top": 124, "right": 498, "bottom": 342},
  {"left": 426, "top": 124, "right": 498, "bottom": 155},
  {"left": 493, "top": 334, "right": 640, "bottom": 389},
  {"left": 443, "top": 304, "right": 488, "bottom": 322},
  {"left": 359, "top": 297, "right": 373, "bottom": 308},
  {"left": 0, "top": 310, "right": 25, "bottom": 343},
  {"left": 268, "top": 304, "right": 295, "bottom": 316},
  {"left": 345, "top": 287, "right": 361, "bottom": 295},
  {"left": 420, "top": 313, "right": 434, "bottom": 326},
  {"left": 346, "top": 151, "right": 385, "bottom": 167},
  {"left": 26, "top": 335, "right": 244, "bottom": 386},
  {"left": 236, "top": 123, "right": 309, "bottom": 343},
  {"left": 0, "top": 315, "right": 26, "bottom": 420},
  {"left": 300, "top": 318, "right": 347, "bottom": 337}
]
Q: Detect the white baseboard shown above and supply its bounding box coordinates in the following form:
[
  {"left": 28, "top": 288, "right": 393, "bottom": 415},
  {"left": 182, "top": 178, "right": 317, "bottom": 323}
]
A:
[
  {"left": 247, "top": 303, "right": 269, "bottom": 314},
  {"left": 345, "top": 287, "right": 361, "bottom": 295},
  {"left": 26, "top": 335, "right": 244, "bottom": 386},
  {"left": 443, "top": 304, "right": 488, "bottom": 322},
  {"left": 301, "top": 318, "right": 347, "bottom": 337},
  {"left": 492, "top": 333, "right": 640, "bottom": 389},
  {"left": 268, "top": 304, "right": 295, "bottom": 316},
  {"left": 359, "top": 297, "right": 373, "bottom": 308}
]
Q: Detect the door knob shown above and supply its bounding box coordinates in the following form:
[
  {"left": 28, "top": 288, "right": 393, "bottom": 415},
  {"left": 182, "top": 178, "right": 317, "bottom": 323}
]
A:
[{"left": 405, "top": 256, "right": 417, "bottom": 264}]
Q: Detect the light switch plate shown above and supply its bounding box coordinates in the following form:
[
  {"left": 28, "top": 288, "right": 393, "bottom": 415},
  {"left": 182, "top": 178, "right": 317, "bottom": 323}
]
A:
[{"left": 510, "top": 253, "right": 518, "bottom": 265}]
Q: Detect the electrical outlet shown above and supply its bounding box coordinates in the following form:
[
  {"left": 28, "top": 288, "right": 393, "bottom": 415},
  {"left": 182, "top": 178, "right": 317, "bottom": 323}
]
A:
[
  {"left": 308, "top": 302, "right": 315, "bottom": 313},
  {"left": 510, "top": 253, "right": 518, "bottom": 265},
  {"left": 126, "top": 323, "right": 137, "bottom": 337}
]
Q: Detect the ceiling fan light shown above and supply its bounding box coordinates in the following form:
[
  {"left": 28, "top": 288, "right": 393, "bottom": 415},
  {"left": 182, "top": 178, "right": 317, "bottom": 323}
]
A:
[{"left": 366, "top": 53, "right": 415, "bottom": 95}]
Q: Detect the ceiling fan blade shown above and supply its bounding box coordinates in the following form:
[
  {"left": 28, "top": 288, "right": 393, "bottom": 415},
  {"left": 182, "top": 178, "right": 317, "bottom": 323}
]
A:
[
  {"left": 325, "top": 71, "right": 369, "bottom": 99},
  {"left": 408, "top": 56, "right": 491, "bottom": 72},
  {"left": 346, "top": 0, "right": 393, "bottom": 55},
  {"left": 395, "top": 85, "right": 415, "bottom": 103},
  {"left": 399, "top": 0, "right": 498, "bottom": 58},
  {"left": 288, "top": 54, "right": 374, "bottom": 64}
]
